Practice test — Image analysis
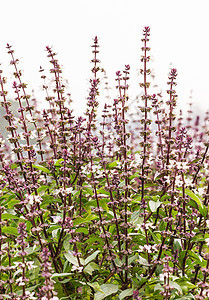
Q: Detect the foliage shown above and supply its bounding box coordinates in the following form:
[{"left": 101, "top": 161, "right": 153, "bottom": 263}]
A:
[{"left": 0, "top": 27, "right": 209, "bottom": 299}]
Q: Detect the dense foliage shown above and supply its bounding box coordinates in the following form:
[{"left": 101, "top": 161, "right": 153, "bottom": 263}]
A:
[{"left": 0, "top": 27, "right": 209, "bottom": 299}]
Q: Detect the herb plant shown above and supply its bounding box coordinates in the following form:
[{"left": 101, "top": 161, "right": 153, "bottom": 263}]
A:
[{"left": 0, "top": 27, "right": 209, "bottom": 299}]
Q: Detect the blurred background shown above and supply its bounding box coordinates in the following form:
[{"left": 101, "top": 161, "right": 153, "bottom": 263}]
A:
[{"left": 0, "top": 0, "right": 209, "bottom": 118}]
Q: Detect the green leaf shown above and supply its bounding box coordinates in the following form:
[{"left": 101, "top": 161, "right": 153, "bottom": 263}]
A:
[
  {"left": 138, "top": 255, "right": 151, "bottom": 267},
  {"left": 51, "top": 273, "right": 73, "bottom": 279},
  {"left": 187, "top": 250, "right": 203, "bottom": 264},
  {"left": 85, "top": 250, "right": 100, "bottom": 265},
  {"left": 154, "top": 171, "right": 167, "bottom": 181},
  {"left": 63, "top": 236, "right": 71, "bottom": 251},
  {"left": 8, "top": 199, "right": 20, "bottom": 209},
  {"left": 128, "top": 255, "right": 138, "bottom": 264},
  {"left": 87, "top": 282, "right": 101, "bottom": 292},
  {"left": 2, "top": 213, "right": 20, "bottom": 220},
  {"left": 174, "top": 296, "right": 194, "bottom": 300},
  {"left": 85, "top": 237, "right": 104, "bottom": 245},
  {"left": 96, "top": 187, "right": 109, "bottom": 195},
  {"left": 52, "top": 228, "right": 61, "bottom": 239},
  {"left": 188, "top": 199, "right": 198, "bottom": 210},
  {"left": 159, "top": 220, "right": 166, "bottom": 231},
  {"left": 73, "top": 214, "right": 97, "bottom": 226},
  {"left": 130, "top": 210, "right": 143, "bottom": 226},
  {"left": 26, "top": 283, "right": 41, "bottom": 292},
  {"left": 2, "top": 226, "right": 18, "bottom": 236},
  {"left": 75, "top": 227, "right": 89, "bottom": 235},
  {"left": 0, "top": 193, "right": 16, "bottom": 205},
  {"left": 47, "top": 225, "right": 61, "bottom": 234},
  {"left": 114, "top": 258, "right": 123, "bottom": 267},
  {"left": 106, "top": 161, "right": 118, "bottom": 169},
  {"left": 83, "top": 200, "right": 97, "bottom": 208},
  {"left": 119, "top": 288, "right": 134, "bottom": 299},
  {"left": 184, "top": 188, "right": 203, "bottom": 208},
  {"left": 100, "top": 199, "right": 109, "bottom": 212},
  {"left": 84, "top": 187, "right": 94, "bottom": 196},
  {"left": 132, "top": 195, "right": 141, "bottom": 203},
  {"left": 64, "top": 251, "right": 84, "bottom": 267},
  {"left": 41, "top": 195, "right": 57, "bottom": 208},
  {"left": 118, "top": 180, "right": 125, "bottom": 188},
  {"left": 94, "top": 284, "right": 118, "bottom": 300},
  {"left": 154, "top": 283, "right": 164, "bottom": 292},
  {"left": 176, "top": 278, "right": 196, "bottom": 292},
  {"left": 88, "top": 282, "right": 102, "bottom": 292},
  {"left": 54, "top": 282, "right": 64, "bottom": 298},
  {"left": 169, "top": 281, "right": 183, "bottom": 294},
  {"left": 199, "top": 204, "right": 208, "bottom": 217},
  {"left": 188, "top": 158, "right": 201, "bottom": 165},
  {"left": 54, "top": 158, "right": 64, "bottom": 166},
  {"left": 150, "top": 230, "right": 161, "bottom": 244},
  {"left": 178, "top": 250, "right": 187, "bottom": 268},
  {"left": 149, "top": 200, "right": 162, "bottom": 212},
  {"left": 37, "top": 185, "right": 50, "bottom": 193},
  {"left": 128, "top": 233, "right": 144, "bottom": 237},
  {"left": 64, "top": 252, "right": 79, "bottom": 267},
  {"left": 88, "top": 262, "right": 100, "bottom": 271},
  {"left": 174, "top": 239, "right": 182, "bottom": 251},
  {"left": 84, "top": 199, "right": 109, "bottom": 212},
  {"left": 10, "top": 163, "right": 18, "bottom": 169},
  {"left": 26, "top": 246, "right": 39, "bottom": 255},
  {"left": 84, "top": 263, "right": 95, "bottom": 275},
  {"left": 32, "top": 164, "right": 51, "bottom": 174}
]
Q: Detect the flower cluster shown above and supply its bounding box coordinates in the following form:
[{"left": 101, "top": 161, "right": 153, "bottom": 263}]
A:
[{"left": 37, "top": 247, "right": 58, "bottom": 300}]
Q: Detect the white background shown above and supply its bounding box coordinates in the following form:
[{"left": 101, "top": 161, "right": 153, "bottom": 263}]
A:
[{"left": 0, "top": 0, "right": 209, "bottom": 117}]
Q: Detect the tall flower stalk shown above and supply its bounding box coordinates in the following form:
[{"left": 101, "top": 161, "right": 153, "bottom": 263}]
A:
[
  {"left": 139, "top": 26, "right": 152, "bottom": 265},
  {"left": 115, "top": 65, "right": 132, "bottom": 286},
  {"left": 165, "top": 68, "right": 178, "bottom": 167},
  {"left": 16, "top": 222, "right": 28, "bottom": 299},
  {"left": 7, "top": 44, "right": 45, "bottom": 162}
]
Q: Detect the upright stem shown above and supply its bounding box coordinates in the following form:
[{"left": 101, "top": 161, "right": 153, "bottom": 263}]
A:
[{"left": 139, "top": 26, "right": 152, "bottom": 265}]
